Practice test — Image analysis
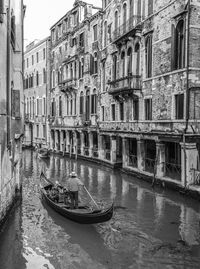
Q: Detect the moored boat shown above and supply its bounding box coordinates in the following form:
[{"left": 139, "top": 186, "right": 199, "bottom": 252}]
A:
[{"left": 40, "top": 172, "right": 114, "bottom": 224}]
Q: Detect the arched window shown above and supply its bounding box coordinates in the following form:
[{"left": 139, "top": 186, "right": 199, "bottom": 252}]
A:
[
  {"left": 66, "top": 96, "right": 69, "bottom": 115},
  {"left": 32, "top": 97, "right": 35, "bottom": 116},
  {"left": 91, "top": 89, "right": 97, "bottom": 114},
  {"left": 113, "top": 54, "right": 117, "bottom": 80},
  {"left": 127, "top": 47, "right": 133, "bottom": 76},
  {"left": 74, "top": 93, "right": 77, "bottom": 115},
  {"left": 85, "top": 90, "right": 90, "bottom": 121},
  {"left": 121, "top": 51, "right": 125, "bottom": 77},
  {"left": 123, "top": 3, "right": 127, "bottom": 32},
  {"left": 129, "top": 0, "right": 133, "bottom": 24},
  {"left": 27, "top": 98, "right": 29, "bottom": 114},
  {"left": 135, "top": 43, "right": 140, "bottom": 75},
  {"left": 70, "top": 63, "right": 73, "bottom": 79},
  {"left": 36, "top": 71, "right": 39, "bottom": 86},
  {"left": 52, "top": 70, "right": 55, "bottom": 88},
  {"left": 30, "top": 98, "right": 32, "bottom": 116},
  {"left": 175, "top": 20, "right": 185, "bottom": 70},
  {"left": 145, "top": 35, "right": 152, "bottom": 78},
  {"left": 70, "top": 95, "right": 73, "bottom": 115},
  {"left": 114, "top": 11, "right": 118, "bottom": 31},
  {"left": 104, "top": 21, "right": 107, "bottom": 47},
  {"left": 80, "top": 92, "right": 84, "bottom": 115}
]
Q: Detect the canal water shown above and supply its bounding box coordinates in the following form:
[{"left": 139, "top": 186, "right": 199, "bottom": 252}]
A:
[{"left": 1, "top": 149, "right": 200, "bottom": 269}]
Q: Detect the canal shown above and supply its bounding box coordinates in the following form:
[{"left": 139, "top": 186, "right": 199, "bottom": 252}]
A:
[{"left": 0, "top": 149, "right": 200, "bottom": 268}]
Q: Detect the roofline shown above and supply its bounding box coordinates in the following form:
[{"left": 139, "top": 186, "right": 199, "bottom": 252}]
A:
[
  {"left": 50, "top": 1, "right": 101, "bottom": 30},
  {"left": 25, "top": 36, "right": 50, "bottom": 53}
]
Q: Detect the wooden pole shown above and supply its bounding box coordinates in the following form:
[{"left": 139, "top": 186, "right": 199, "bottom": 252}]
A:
[{"left": 83, "top": 186, "right": 100, "bottom": 210}]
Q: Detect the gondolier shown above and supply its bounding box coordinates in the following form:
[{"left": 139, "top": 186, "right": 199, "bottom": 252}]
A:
[
  {"left": 67, "top": 171, "right": 84, "bottom": 209},
  {"left": 40, "top": 171, "right": 114, "bottom": 224}
]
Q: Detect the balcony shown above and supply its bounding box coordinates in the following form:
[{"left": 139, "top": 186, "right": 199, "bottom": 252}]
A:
[
  {"left": 60, "top": 78, "right": 77, "bottom": 93},
  {"left": 113, "top": 16, "right": 142, "bottom": 43},
  {"left": 108, "top": 75, "right": 141, "bottom": 98}
]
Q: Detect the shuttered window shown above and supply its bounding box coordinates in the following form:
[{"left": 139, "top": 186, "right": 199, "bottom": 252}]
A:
[
  {"left": 11, "top": 15, "right": 16, "bottom": 49},
  {"left": 12, "top": 90, "right": 20, "bottom": 118}
]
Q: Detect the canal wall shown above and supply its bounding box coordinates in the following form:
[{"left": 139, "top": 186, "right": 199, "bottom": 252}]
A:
[{"left": 50, "top": 150, "right": 200, "bottom": 201}]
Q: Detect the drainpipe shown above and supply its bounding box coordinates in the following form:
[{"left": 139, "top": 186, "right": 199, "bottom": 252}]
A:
[
  {"left": 6, "top": 0, "right": 11, "bottom": 147},
  {"left": 183, "top": 0, "right": 191, "bottom": 188}
]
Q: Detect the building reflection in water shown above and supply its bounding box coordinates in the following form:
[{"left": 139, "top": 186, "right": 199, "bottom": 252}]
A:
[{"left": 37, "top": 153, "right": 200, "bottom": 248}]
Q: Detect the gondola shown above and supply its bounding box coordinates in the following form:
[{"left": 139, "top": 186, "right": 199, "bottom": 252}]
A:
[
  {"left": 40, "top": 172, "right": 114, "bottom": 224},
  {"left": 38, "top": 148, "right": 50, "bottom": 159}
]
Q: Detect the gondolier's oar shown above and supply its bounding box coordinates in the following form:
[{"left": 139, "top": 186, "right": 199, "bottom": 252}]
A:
[{"left": 83, "top": 186, "right": 100, "bottom": 210}]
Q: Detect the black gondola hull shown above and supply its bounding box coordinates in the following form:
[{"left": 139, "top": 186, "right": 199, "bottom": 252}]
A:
[{"left": 40, "top": 173, "right": 114, "bottom": 224}]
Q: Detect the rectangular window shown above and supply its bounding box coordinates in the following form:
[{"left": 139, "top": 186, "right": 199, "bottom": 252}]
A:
[
  {"left": 119, "top": 102, "right": 124, "bottom": 121},
  {"left": 27, "top": 58, "right": 29, "bottom": 68},
  {"left": 145, "top": 98, "right": 152, "bottom": 120},
  {"left": 32, "top": 55, "right": 34, "bottom": 65},
  {"left": 93, "top": 24, "right": 97, "bottom": 41},
  {"left": 111, "top": 104, "right": 115, "bottom": 121},
  {"left": 133, "top": 98, "right": 139, "bottom": 120},
  {"left": 102, "top": 106, "right": 105, "bottom": 121},
  {"left": 43, "top": 48, "right": 46, "bottom": 59},
  {"left": 36, "top": 52, "right": 39, "bottom": 63},
  {"left": 43, "top": 98, "right": 46, "bottom": 115},
  {"left": 175, "top": 94, "right": 184, "bottom": 119}
]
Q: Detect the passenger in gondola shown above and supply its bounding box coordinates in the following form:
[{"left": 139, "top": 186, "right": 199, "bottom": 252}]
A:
[
  {"left": 50, "top": 186, "right": 59, "bottom": 203},
  {"left": 66, "top": 171, "right": 84, "bottom": 209}
]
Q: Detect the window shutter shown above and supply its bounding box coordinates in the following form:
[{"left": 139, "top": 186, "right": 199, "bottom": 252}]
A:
[
  {"left": 12, "top": 90, "right": 20, "bottom": 118},
  {"left": 0, "top": 0, "right": 4, "bottom": 23},
  {"left": 171, "top": 24, "right": 176, "bottom": 71}
]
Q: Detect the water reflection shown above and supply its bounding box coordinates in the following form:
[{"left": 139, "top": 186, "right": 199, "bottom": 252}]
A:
[{"left": 0, "top": 149, "right": 200, "bottom": 268}]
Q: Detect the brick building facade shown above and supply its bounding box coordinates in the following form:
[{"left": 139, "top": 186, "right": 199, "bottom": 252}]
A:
[{"left": 46, "top": 0, "right": 200, "bottom": 191}]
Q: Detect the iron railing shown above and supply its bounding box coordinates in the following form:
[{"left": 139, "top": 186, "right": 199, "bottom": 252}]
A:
[
  {"left": 145, "top": 158, "right": 155, "bottom": 174},
  {"left": 105, "top": 150, "right": 111, "bottom": 161},
  {"left": 113, "top": 16, "right": 142, "bottom": 42},
  {"left": 165, "top": 162, "right": 181, "bottom": 181},
  {"left": 108, "top": 75, "right": 141, "bottom": 91},
  {"left": 129, "top": 155, "right": 138, "bottom": 168}
]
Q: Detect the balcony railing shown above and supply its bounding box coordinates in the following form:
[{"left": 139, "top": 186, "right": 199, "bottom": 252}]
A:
[
  {"left": 190, "top": 168, "right": 200, "bottom": 185},
  {"left": 105, "top": 150, "right": 111, "bottom": 161},
  {"left": 165, "top": 162, "right": 181, "bottom": 181},
  {"left": 108, "top": 75, "right": 141, "bottom": 92},
  {"left": 113, "top": 16, "right": 142, "bottom": 42},
  {"left": 129, "top": 155, "right": 138, "bottom": 168},
  {"left": 60, "top": 78, "right": 77, "bottom": 93}
]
